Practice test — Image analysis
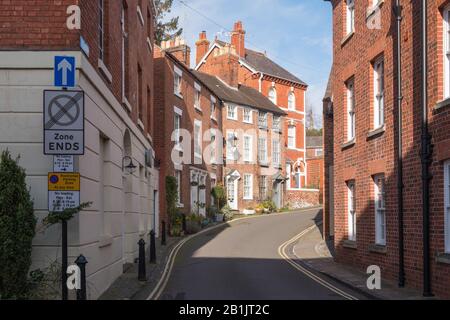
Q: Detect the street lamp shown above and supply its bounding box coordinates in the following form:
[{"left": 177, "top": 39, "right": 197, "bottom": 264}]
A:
[{"left": 122, "top": 156, "right": 137, "bottom": 175}]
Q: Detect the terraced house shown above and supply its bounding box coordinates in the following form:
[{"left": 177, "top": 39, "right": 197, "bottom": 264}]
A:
[
  {"left": 0, "top": 0, "right": 159, "bottom": 299},
  {"left": 195, "top": 21, "right": 319, "bottom": 208},
  {"left": 324, "top": 0, "right": 450, "bottom": 298}
]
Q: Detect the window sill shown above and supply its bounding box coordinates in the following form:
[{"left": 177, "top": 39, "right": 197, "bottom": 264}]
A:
[
  {"left": 341, "top": 139, "right": 356, "bottom": 150},
  {"left": 194, "top": 105, "right": 202, "bottom": 113},
  {"left": 211, "top": 116, "right": 217, "bottom": 123},
  {"left": 436, "top": 253, "right": 450, "bottom": 265},
  {"left": 176, "top": 203, "right": 184, "bottom": 209},
  {"left": 434, "top": 97, "right": 450, "bottom": 112},
  {"left": 122, "top": 97, "right": 132, "bottom": 113},
  {"left": 369, "top": 244, "right": 387, "bottom": 254},
  {"left": 366, "top": 0, "right": 384, "bottom": 20},
  {"left": 98, "top": 59, "right": 113, "bottom": 83},
  {"left": 137, "top": 6, "right": 145, "bottom": 27},
  {"left": 367, "top": 125, "right": 385, "bottom": 139},
  {"left": 174, "top": 92, "right": 184, "bottom": 100},
  {"left": 138, "top": 119, "right": 145, "bottom": 131},
  {"left": 146, "top": 37, "right": 153, "bottom": 52},
  {"left": 259, "top": 162, "right": 270, "bottom": 168},
  {"left": 343, "top": 240, "right": 357, "bottom": 249},
  {"left": 341, "top": 31, "right": 354, "bottom": 47}
]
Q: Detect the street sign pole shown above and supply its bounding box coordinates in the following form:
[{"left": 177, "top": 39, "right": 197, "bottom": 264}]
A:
[{"left": 62, "top": 220, "right": 68, "bottom": 300}]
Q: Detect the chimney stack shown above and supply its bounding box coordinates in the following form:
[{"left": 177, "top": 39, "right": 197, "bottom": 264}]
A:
[
  {"left": 231, "top": 21, "right": 246, "bottom": 58},
  {"left": 161, "top": 37, "right": 191, "bottom": 68},
  {"left": 196, "top": 31, "right": 210, "bottom": 66}
]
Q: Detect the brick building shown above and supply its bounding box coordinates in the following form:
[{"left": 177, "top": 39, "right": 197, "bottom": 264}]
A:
[
  {"left": 153, "top": 40, "right": 222, "bottom": 218},
  {"left": 305, "top": 136, "right": 324, "bottom": 201},
  {"left": 195, "top": 22, "right": 320, "bottom": 208},
  {"left": 324, "top": 0, "right": 450, "bottom": 298},
  {"left": 0, "top": 0, "right": 158, "bottom": 298}
]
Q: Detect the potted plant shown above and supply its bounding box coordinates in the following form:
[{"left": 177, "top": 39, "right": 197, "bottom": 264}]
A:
[
  {"left": 243, "top": 207, "right": 256, "bottom": 215},
  {"left": 255, "top": 204, "right": 264, "bottom": 214},
  {"left": 221, "top": 205, "right": 234, "bottom": 221},
  {"left": 186, "top": 213, "right": 203, "bottom": 234},
  {"left": 262, "top": 199, "right": 277, "bottom": 214}
]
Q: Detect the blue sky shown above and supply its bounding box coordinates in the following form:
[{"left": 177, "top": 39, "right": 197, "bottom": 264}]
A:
[{"left": 170, "top": 0, "right": 333, "bottom": 128}]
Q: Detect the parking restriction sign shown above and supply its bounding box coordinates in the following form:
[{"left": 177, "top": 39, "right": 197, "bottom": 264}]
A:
[{"left": 48, "top": 173, "right": 80, "bottom": 212}]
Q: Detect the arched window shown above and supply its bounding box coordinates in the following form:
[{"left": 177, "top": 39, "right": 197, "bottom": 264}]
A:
[
  {"left": 268, "top": 87, "right": 277, "bottom": 104},
  {"left": 288, "top": 92, "right": 296, "bottom": 110}
]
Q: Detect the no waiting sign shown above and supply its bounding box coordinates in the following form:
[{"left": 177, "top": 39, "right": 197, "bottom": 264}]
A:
[
  {"left": 48, "top": 173, "right": 80, "bottom": 212},
  {"left": 44, "top": 90, "right": 85, "bottom": 155}
]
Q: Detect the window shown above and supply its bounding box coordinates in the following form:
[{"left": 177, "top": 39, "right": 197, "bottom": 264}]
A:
[
  {"left": 176, "top": 170, "right": 182, "bottom": 205},
  {"left": 194, "top": 120, "right": 202, "bottom": 159},
  {"left": 273, "top": 139, "right": 280, "bottom": 167},
  {"left": 273, "top": 116, "right": 281, "bottom": 131},
  {"left": 121, "top": 2, "right": 129, "bottom": 101},
  {"left": 315, "top": 148, "right": 323, "bottom": 157},
  {"left": 243, "top": 135, "right": 252, "bottom": 162},
  {"left": 243, "top": 108, "right": 252, "bottom": 123},
  {"left": 259, "top": 176, "right": 267, "bottom": 200},
  {"left": 210, "top": 96, "right": 216, "bottom": 119},
  {"left": 138, "top": 64, "right": 143, "bottom": 121},
  {"left": 345, "top": 0, "right": 355, "bottom": 35},
  {"left": 445, "top": 161, "right": 450, "bottom": 252},
  {"left": 288, "top": 92, "right": 296, "bottom": 110},
  {"left": 194, "top": 84, "right": 201, "bottom": 110},
  {"left": 268, "top": 87, "right": 277, "bottom": 104},
  {"left": 288, "top": 125, "right": 296, "bottom": 149},
  {"left": 374, "top": 175, "right": 386, "bottom": 245},
  {"left": 373, "top": 57, "right": 384, "bottom": 129},
  {"left": 258, "top": 137, "right": 268, "bottom": 164},
  {"left": 347, "top": 181, "right": 356, "bottom": 241},
  {"left": 444, "top": 7, "right": 450, "bottom": 99},
  {"left": 346, "top": 79, "right": 356, "bottom": 141},
  {"left": 227, "top": 104, "right": 238, "bottom": 120},
  {"left": 244, "top": 174, "right": 253, "bottom": 200},
  {"left": 294, "top": 171, "right": 301, "bottom": 189},
  {"left": 227, "top": 132, "right": 237, "bottom": 160},
  {"left": 210, "top": 130, "right": 216, "bottom": 164},
  {"left": 174, "top": 112, "right": 182, "bottom": 149},
  {"left": 174, "top": 66, "right": 182, "bottom": 96},
  {"left": 98, "top": 0, "right": 105, "bottom": 61},
  {"left": 258, "top": 112, "right": 268, "bottom": 128}
]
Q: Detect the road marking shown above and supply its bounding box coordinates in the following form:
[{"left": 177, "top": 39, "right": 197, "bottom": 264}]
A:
[
  {"left": 147, "top": 208, "right": 322, "bottom": 300},
  {"left": 277, "top": 226, "right": 359, "bottom": 300}
]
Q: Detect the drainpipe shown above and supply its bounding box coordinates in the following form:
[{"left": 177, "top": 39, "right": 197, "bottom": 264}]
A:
[
  {"left": 421, "top": 0, "right": 433, "bottom": 297},
  {"left": 394, "top": 0, "right": 405, "bottom": 288}
]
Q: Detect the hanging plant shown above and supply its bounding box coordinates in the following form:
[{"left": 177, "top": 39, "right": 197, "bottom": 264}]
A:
[
  {"left": 190, "top": 181, "right": 199, "bottom": 187},
  {"left": 199, "top": 185, "right": 206, "bottom": 190}
]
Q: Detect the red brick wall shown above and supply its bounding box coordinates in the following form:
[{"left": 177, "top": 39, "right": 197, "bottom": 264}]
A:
[
  {"left": 327, "top": 0, "right": 450, "bottom": 298},
  {"left": 323, "top": 98, "right": 334, "bottom": 240}
]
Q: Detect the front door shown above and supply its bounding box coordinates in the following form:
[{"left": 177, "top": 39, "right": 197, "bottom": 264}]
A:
[
  {"left": 273, "top": 181, "right": 282, "bottom": 209},
  {"left": 199, "top": 188, "right": 206, "bottom": 216},
  {"left": 227, "top": 178, "right": 238, "bottom": 210}
]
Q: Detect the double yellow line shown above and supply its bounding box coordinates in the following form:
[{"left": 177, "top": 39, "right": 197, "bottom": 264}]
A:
[{"left": 278, "top": 225, "right": 359, "bottom": 300}]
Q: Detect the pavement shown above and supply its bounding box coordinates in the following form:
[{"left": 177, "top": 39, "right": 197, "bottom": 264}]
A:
[
  {"left": 291, "top": 222, "right": 428, "bottom": 300},
  {"left": 159, "top": 208, "right": 366, "bottom": 300}
]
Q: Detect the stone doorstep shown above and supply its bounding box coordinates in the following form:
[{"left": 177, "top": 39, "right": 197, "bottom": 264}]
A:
[{"left": 294, "top": 225, "right": 429, "bottom": 300}]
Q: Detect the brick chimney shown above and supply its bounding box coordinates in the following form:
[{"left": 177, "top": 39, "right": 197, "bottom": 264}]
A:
[
  {"left": 231, "top": 21, "right": 246, "bottom": 58},
  {"left": 196, "top": 31, "right": 210, "bottom": 66},
  {"left": 161, "top": 37, "right": 191, "bottom": 68}
]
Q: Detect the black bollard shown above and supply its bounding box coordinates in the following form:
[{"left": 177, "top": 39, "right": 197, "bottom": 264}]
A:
[
  {"left": 150, "top": 230, "right": 156, "bottom": 264},
  {"left": 161, "top": 221, "right": 167, "bottom": 246},
  {"left": 182, "top": 214, "right": 187, "bottom": 233},
  {"left": 75, "top": 255, "right": 88, "bottom": 300},
  {"left": 138, "top": 239, "right": 146, "bottom": 281}
]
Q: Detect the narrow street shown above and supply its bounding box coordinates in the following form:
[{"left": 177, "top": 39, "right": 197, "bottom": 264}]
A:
[{"left": 160, "top": 209, "right": 366, "bottom": 300}]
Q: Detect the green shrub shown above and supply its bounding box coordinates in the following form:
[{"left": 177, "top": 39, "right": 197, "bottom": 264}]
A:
[
  {"left": 262, "top": 199, "right": 277, "bottom": 213},
  {"left": 165, "top": 176, "right": 179, "bottom": 228},
  {"left": 221, "top": 205, "right": 234, "bottom": 221},
  {"left": 0, "top": 151, "right": 36, "bottom": 299},
  {"left": 211, "top": 184, "right": 227, "bottom": 210}
]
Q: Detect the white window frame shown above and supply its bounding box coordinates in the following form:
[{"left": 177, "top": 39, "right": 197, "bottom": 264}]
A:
[
  {"left": 175, "top": 170, "right": 182, "bottom": 206},
  {"left": 258, "top": 111, "right": 268, "bottom": 128},
  {"left": 174, "top": 66, "right": 183, "bottom": 97},
  {"left": 258, "top": 137, "right": 268, "bottom": 164},
  {"left": 288, "top": 92, "right": 296, "bottom": 110},
  {"left": 288, "top": 125, "right": 296, "bottom": 149},
  {"left": 346, "top": 0, "right": 355, "bottom": 36},
  {"left": 273, "top": 116, "right": 281, "bottom": 131},
  {"left": 194, "top": 82, "right": 202, "bottom": 111},
  {"left": 259, "top": 176, "right": 267, "bottom": 200},
  {"left": 346, "top": 79, "right": 356, "bottom": 141},
  {"left": 374, "top": 175, "right": 386, "bottom": 246},
  {"left": 268, "top": 87, "right": 277, "bottom": 105},
  {"left": 348, "top": 181, "right": 356, "bottom": 241},
  {"left": 243, "top": 108, "right": 253, "bottom": 124},
  {"left": 272, "top": 139, "right": 280, "bottom": 168},
  {"left": 227, "top": 104, "right": 238, "bottom": 120},
  {"left": 445, "top": 160, "right": 450, "bottom": 253},
  {"left": 210, "top": 96, "right": 217, "bottom": 120},
  {"left": 243, "top": 134, "right": 253, "bottom": 162},
  {"left": 194, "top": 120, "right": 202, "bottom": 160},
  {"left": 98, "top": 0, "right": 105, "bottom": 61},
  {"left": 173, "top": 108, "right": 182, "bottom": 150},
  {"left": 243, "top": 174, "right": 253, "bottom": 200},
  {"left": 443, "top": 7, "right": 450, "bottom": 99},
  {"left": 373, "top": 57, "right": 385, "bottom": 129},
  {"left": 210, "top": 129, "right": 216, "bottom": 164},
  {"left": 227, "top": 132, "right": 237, "bottom": 160}
]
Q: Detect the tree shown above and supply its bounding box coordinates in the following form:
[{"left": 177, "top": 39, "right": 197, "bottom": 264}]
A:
[
  {"left": 0, "top": 151, "right": 36, "bottom": 299},
  {"left": 155, "top": 0, "right": 183, "bottom": 45}
]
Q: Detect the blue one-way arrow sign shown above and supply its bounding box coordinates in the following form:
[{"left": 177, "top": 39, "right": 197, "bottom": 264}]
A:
[{"left": 54, "top": 56, "right": 76, "bottom": 87}]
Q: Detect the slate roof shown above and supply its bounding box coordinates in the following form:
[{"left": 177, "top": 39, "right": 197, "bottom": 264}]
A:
[
  {"left": 192, "top": 71, "right": 287, "bottom": 116},
  {"left": 215, "top": 40, "right": 307, "bottom": 86},
  {"left": 306, "top": 136, "right": 323, "bottom": 148}
]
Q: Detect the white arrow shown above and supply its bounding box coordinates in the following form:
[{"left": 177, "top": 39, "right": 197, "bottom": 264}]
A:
[{"left": 58, "top": 58, "right": 72, "bottom": 86}]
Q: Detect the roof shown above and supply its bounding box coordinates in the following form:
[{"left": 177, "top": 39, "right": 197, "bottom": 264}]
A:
[
  {"left": 323, "top": 67, "right": 333, "bottom": 100},
  {"left": 306, "top": 136, "right": 323, "bottom": 148},
  {"left": 215, "top": 40, "right": 307, "bottom": 86},
  {"left": 192, "top": 71, "right": 287, "bottom": 116}
]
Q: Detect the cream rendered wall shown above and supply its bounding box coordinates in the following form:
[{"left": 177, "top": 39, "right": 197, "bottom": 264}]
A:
[{"left": 0, "top": 51, "right": 159, "bottom": 300}]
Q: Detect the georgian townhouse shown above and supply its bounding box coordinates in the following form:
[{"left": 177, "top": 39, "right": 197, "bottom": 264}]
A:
[
  {"left": 194, "top": 22, "right": 319, "bottom": 208},
  {"left": 193, "top": 71, "right": 288, "bottom": 212},
  {"left": 324, "top": 0, "right": 450, "bottom": 298},
  {"left": 0, "top": 0, "right": 158, "bottom": 298},
  {"left": 153, "top": 40, "right": 223, "bottom": 218}
]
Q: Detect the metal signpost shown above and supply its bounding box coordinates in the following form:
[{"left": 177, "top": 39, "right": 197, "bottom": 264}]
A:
[{"left": 46, "top": 56, "right": 84, "bottom": 300}]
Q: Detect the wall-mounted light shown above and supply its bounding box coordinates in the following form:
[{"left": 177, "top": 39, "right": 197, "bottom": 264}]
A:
[{"left": 122, "top": 156, "right": 137, "bottom": 175}]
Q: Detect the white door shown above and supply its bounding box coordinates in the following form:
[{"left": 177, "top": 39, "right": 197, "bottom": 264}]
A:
[
  {"left": 227, "top": 178, "right": 238, "bottom": 210},
  {"left": 199, "top": 188, "right": 206, "bottom": 216},
  {"left": 273, "top": 182, "right": 282, "bottom": 209}
]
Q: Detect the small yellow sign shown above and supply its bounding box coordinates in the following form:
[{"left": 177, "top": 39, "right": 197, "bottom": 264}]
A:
[{"left": 48, "top": 173, "right": 80, "bottom": 191}]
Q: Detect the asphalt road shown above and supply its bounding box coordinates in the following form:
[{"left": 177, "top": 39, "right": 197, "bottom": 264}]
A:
[{"left": 160, "top": 208, "right": 365, "bottom": 300}]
